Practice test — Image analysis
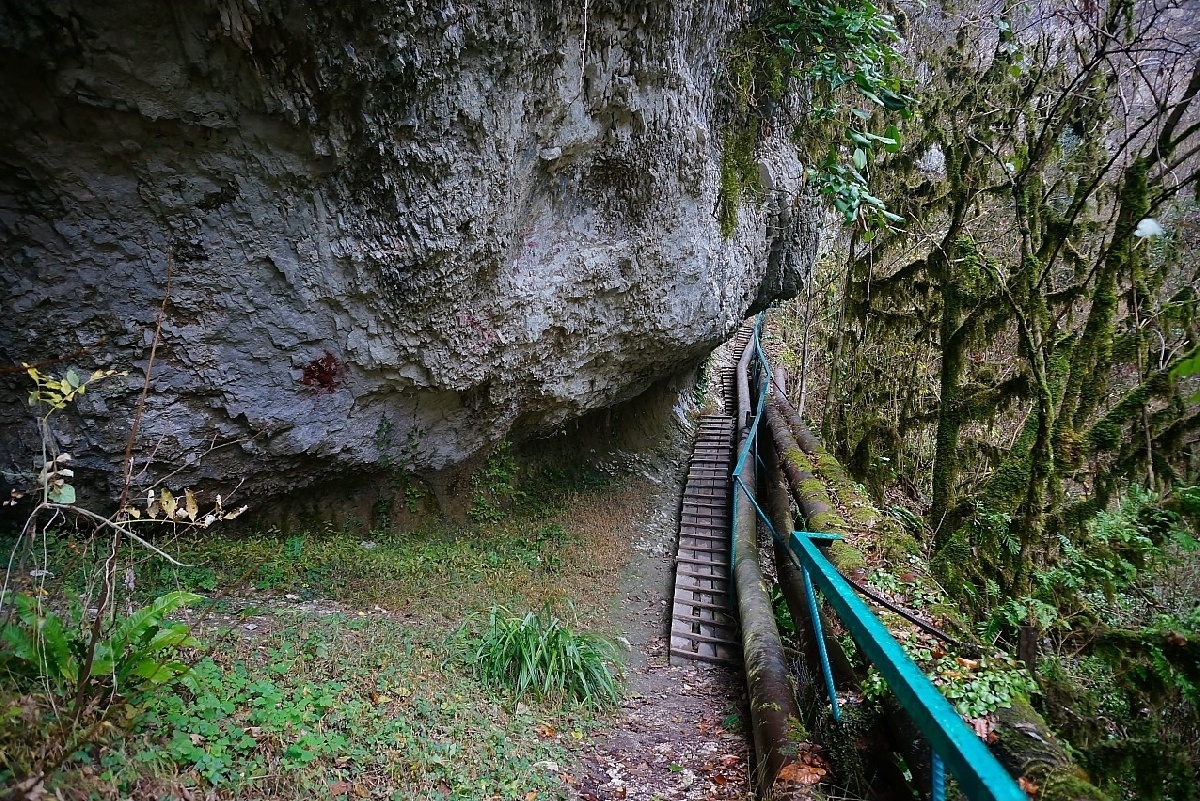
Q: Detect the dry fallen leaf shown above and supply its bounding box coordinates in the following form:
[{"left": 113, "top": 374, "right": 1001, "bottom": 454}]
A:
[
  {"left": 777, "top": 761, "right": 826, "bottom": 786},
  {"left": 970, "top": 715, "right": 997, "bottom": 742},
  {"left": 329, "top": 781, "right": 351, "bottom": 796},
  {"left": 1018, "top": 776, "right": 1040, "bottom": 797}
]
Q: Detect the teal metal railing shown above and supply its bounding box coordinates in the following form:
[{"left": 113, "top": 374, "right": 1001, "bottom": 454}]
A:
[{"left": 729, "top": 315, "right": 1025, "bottom": 801}]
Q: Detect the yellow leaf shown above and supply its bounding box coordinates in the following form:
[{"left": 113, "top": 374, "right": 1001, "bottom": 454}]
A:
[
  {"left": 147, "top": 501, "right": 161, "bottom": 519},
  {"left": 223, "top": 505, "right": 248, "bottom": 519},
  {"left": 123, "top": 506, "right": 141, "bottom": 520},
  {"left": 160, "top": 488, "right": 177, "bottom": 518},
  {"left": 185, "top": 488, "right": 199, "bottom": 521}
]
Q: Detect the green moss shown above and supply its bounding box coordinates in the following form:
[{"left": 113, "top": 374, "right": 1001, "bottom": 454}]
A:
[
  {"left": 718, "top": 123, "right": 762, "bottom": 237},
  {"left": 848, "top": 505, "right": 880, "bottom": 528},
  {"left": 817, "top": 700, "right": 875, "bottom": 798},
  {"left": 1083, "top": 738, "right": 1194, "bottom": 801},
  {"left": 785, "top": 714, "right": 809, "bottom": 744},
  {"left": 1087, "top": 419, "right": 1121, "bottom": 451},
  {"left": 788, "top": 448, "right": 815, "bottom": 471},
  {"left": 927, "top": 603, "right": 970, "bottom": 634},
  {"left": 809, "top": 510, "right": 847, "bottom": 534},
  {"left": 981, "top": 456, "right": 1031, "bottom": 509},
  {"left": 813, "top": 450, "right": 847, "bottom": 479},
  {"left": 931, "top": 529, "right": 981, "bottom": 606},
  {"left": 829, "top": 541, "right": 867, "bottom": 572},
  {"left": 799, "top": 477, "right": 827, "bottom": 497},
  {"left": 988, "top": 699, "right": 1110, "bottom": 801},
  {"left": 879, "top": 529, "right": 920, "bottom": 561},
  {"left": 1040, "top": 769, "right": 1109, "bottom": 801},
  {"left": 1053, "top": 427, "right": 1085, "bottom": 470},
  {"left": 716, "top": 14, "right": 800, "bottom": 239}
]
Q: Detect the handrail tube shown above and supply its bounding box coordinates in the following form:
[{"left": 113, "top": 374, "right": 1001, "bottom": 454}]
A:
[
  {"left": 730, "top": 319, "right": 802, "bottom": 796},
  {"left": 788, "top": 531, "right": 1026, "bottom": 801}
]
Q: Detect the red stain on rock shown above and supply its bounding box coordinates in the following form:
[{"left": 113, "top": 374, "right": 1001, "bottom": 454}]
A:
[{"left": 301, "top": 350, "right": 346, "bottom": 393}]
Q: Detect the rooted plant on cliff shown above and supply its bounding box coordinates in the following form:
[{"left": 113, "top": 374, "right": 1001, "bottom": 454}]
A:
[{"left": 718, "top": 0, "right": 912, "bottom": 235}]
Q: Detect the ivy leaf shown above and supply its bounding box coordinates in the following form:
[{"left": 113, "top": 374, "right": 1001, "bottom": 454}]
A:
[
  {"left": 1171, "top": 349, "right": 1200, "bottom": 379},
  {"left": 847, "top": 128, "right": 872, "bottom": 147},
  {"left": 49, "top": 483, "right": 76, "bottom": 505},
  {"left": 1171, "top": 349, "right": 1200, "bottom": 403},
  {"left": 884, "top": 124, "right": 902, "bottom": 153},
  {"left": 879, "top": 88, "right": 908, "bottom": 111}
]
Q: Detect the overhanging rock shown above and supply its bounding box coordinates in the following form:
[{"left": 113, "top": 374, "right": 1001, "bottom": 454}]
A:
[{"left": 0, "top": 0, "right": 818, "bottom": 506}]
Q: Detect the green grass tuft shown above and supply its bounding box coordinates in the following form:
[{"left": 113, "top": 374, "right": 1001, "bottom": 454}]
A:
[{"left": 467, "top": 606, "right": 621, "bottom": 709}]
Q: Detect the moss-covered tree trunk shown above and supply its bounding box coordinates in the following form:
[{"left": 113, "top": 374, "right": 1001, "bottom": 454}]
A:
[{"left": 930, "top": 259, "right": 966, "bottom": 534}]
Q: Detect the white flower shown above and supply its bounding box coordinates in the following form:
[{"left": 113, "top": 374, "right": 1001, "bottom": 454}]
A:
[{"left": 1134, "top": 217, "right": 1165, "bottom": 238}]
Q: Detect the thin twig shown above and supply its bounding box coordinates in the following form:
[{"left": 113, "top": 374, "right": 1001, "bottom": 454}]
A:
[
  {"left": 39, "top": 503, "right": 191, "bottom": 567},
  {"left": 119, "top": 253, "right": 173, "bottom": 510}
]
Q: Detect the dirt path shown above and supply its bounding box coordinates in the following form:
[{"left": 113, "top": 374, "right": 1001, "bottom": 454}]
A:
[{"left": 568, "top": 441, "right": 753, "bottom": 801}]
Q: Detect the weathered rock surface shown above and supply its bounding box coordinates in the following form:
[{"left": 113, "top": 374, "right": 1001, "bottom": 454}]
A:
[{"left": 0, "top": 0, "right": 817, "bottom": 507}]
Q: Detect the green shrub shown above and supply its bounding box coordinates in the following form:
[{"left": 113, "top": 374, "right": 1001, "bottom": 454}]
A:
[
  {"left": 465, "top": 606, "right": 620, "bottom": 709},
  {"left": 0, "top": 590, "right": 200, "bottom": 786}
]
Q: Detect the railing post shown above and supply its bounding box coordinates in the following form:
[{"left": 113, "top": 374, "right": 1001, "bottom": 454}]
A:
[
  {"left": 932, "top": 750, "right": 946, "bottom": 801},
  {"left": 800, "top": 562, "right": 840, "bottom": 722},
  {"left": 787, "top": 531, "right": 1026, "bottom": 801}
]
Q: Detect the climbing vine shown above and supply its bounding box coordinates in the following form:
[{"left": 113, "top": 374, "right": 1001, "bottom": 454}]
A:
[
  {"left": 717, "top": 0, "right": 911, "bottom": 234},
  {"left": 773, "top": 0, "right": 911, "bottom": 225}
]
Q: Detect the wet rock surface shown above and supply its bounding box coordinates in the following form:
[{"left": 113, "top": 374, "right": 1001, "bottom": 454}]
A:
[{"left": 0, "top": 0, "right": 818, "bottom": 507}]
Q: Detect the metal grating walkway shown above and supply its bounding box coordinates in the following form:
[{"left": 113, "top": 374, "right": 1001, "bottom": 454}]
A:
[{"left": 669, "top": 414, "right": 740, "bottom": 665}]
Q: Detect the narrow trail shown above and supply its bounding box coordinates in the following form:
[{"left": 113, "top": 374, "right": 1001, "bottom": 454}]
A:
[
  {"left": 569, "top": 344, "right": 753, "bottom": 801},
  {"left": 567, "top": 317, "right": 1031, "bottom": 801}
]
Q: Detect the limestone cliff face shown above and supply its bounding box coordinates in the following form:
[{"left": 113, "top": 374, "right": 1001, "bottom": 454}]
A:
[{"left": 0, "top": 0, "right": 817, "bottom": 505}]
